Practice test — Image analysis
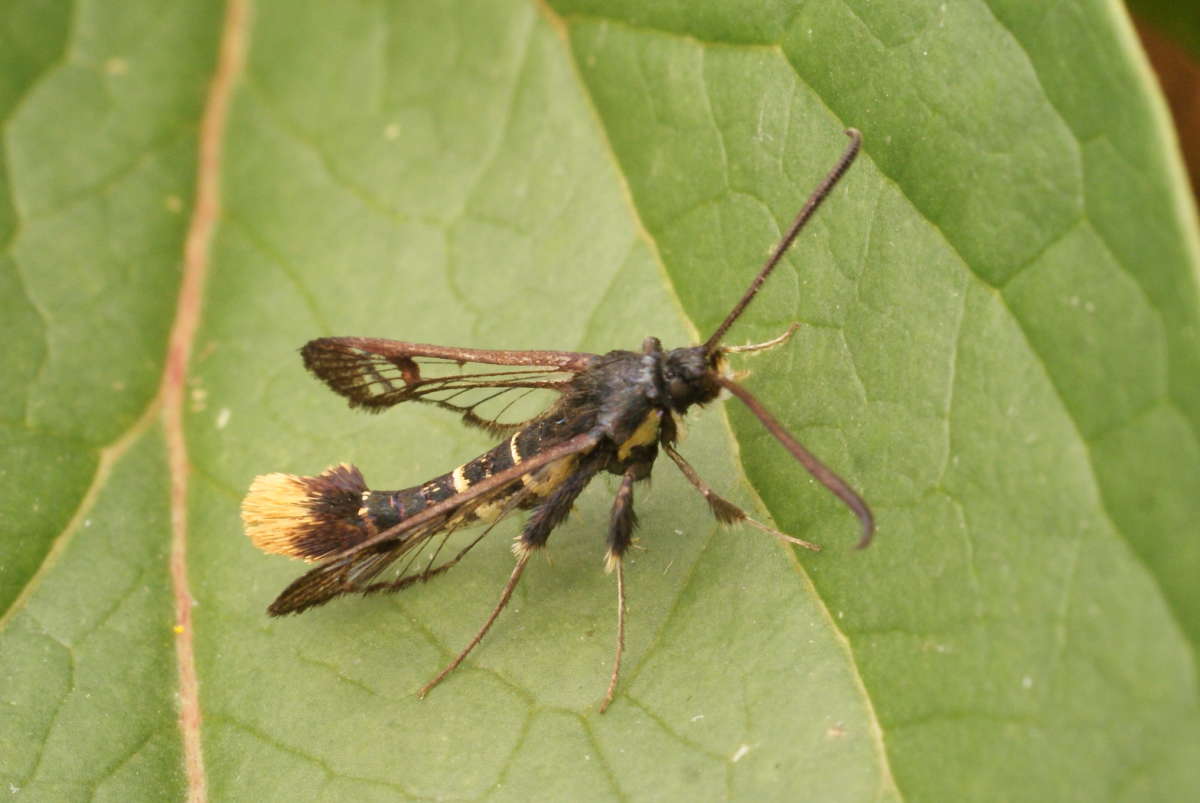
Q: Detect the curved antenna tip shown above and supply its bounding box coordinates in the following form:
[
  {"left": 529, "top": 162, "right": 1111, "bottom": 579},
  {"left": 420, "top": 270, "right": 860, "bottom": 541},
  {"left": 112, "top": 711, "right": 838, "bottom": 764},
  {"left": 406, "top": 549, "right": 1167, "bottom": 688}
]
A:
[
  {"left": 717, "top": 376, "right": 875, "bottom": 550},
  {"left": 854, "top": 516, "right": 875, "bottom": 550}
]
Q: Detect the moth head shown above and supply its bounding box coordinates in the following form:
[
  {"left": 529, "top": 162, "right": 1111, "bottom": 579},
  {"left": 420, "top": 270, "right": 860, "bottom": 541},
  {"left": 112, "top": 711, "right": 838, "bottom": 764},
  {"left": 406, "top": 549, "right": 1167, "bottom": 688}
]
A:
[{"left": 661, "top": 346, "right": 721, "bottom": 411}]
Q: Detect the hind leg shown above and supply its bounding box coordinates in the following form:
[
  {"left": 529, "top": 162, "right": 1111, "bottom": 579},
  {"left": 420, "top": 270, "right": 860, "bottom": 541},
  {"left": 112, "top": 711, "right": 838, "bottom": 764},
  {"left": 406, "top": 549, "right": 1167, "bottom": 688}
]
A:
[{"left": 599, "top": 466, "right": 641, "bottom": 712}]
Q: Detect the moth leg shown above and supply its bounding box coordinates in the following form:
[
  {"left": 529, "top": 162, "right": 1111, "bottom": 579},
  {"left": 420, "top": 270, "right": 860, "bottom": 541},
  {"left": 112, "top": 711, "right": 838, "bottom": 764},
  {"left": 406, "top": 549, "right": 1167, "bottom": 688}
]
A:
[
  {"left": 599, "top": 467, "right": 638, "bottom": 713},
  {"left": 663, "top": 443, "right": 821, "bottom": 552},
  {"left": 721, "top": 322, "right": 800, "bottom": 354},
  {"left": 513, "top": 454, "right": 604, "bottom": 555},
  {"left": 421, "top": 456, "right": 603, "bottom": 699},
  {"left": 418, "top": 551, "right": 531, "bottom": 699}
]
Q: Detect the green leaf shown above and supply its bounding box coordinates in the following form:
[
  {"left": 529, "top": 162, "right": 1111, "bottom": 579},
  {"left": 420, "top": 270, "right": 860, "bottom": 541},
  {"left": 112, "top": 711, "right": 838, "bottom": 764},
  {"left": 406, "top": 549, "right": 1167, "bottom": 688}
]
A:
[{"left": 3, "top": 0, "right": 1198, "bottom": 800}]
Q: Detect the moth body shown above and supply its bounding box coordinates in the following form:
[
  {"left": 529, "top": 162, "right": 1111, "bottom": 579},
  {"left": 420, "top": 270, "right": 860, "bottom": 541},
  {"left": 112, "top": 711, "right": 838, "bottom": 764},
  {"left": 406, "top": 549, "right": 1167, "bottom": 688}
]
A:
[{"left": 240, "top": 129, "right": 873, "bottom": 711}]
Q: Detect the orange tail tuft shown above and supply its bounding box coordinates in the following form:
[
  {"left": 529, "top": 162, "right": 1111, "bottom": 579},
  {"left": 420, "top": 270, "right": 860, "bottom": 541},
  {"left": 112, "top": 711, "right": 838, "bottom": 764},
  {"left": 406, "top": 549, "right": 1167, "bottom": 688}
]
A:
[{"left": 241, "top": 463, "right": 372, "bottom": 561}]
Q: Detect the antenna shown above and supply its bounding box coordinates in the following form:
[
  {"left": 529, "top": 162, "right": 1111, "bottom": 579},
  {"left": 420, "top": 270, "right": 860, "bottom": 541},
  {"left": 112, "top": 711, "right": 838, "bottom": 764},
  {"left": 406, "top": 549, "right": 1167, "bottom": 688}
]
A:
[
  {"left": 717, "top": 376, "right": 874, "bottom": 547},
  {"left": 703, "top": 128, "right": 862, "bottom": 354}
]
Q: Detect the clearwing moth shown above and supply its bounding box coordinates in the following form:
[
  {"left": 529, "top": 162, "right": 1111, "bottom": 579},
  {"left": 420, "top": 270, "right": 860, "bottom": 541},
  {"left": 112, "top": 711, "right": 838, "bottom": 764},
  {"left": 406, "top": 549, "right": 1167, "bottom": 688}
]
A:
[{"left": 242, "top": 129, "right": 872, "bottom": 712}]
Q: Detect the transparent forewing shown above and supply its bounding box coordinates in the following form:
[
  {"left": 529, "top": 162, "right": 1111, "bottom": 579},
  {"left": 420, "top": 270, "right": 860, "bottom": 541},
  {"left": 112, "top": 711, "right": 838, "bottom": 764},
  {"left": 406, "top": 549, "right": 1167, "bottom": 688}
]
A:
[
  {"left": 269, "top": 482, "right": 534, "bottom": 615},
  {"left": 302, "top": 337, "right": 590, "bottom": 435},
  {"left": 269, "top": 518, "right": 443, "bottom": 614}
]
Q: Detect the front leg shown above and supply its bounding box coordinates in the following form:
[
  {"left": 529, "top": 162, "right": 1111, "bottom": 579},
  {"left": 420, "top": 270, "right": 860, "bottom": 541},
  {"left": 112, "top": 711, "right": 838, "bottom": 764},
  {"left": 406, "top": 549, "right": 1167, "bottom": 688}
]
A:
[{"left": 663, "top": 442, "right": 820, "bottom": 551}]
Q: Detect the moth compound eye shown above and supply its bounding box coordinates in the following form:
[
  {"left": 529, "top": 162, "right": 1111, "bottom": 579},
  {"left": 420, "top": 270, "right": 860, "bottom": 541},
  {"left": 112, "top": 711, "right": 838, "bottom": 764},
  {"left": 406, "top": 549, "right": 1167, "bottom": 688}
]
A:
[{"left": 668, "top": 377, "right": 691, "bottom": 404}]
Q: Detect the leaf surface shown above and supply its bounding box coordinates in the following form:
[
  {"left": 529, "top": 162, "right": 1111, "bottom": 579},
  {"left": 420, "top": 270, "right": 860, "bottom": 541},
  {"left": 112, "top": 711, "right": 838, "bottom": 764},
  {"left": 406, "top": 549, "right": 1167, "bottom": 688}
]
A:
[{"left": 2, "top": 0, "right": 1198, "bottom": 800}]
